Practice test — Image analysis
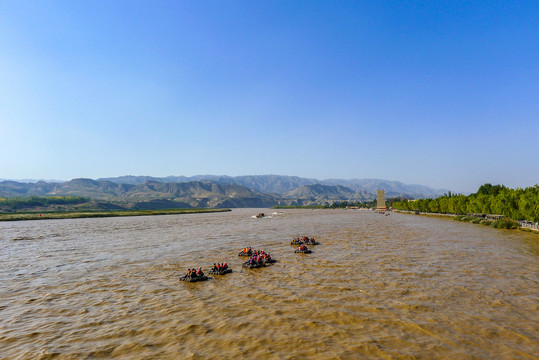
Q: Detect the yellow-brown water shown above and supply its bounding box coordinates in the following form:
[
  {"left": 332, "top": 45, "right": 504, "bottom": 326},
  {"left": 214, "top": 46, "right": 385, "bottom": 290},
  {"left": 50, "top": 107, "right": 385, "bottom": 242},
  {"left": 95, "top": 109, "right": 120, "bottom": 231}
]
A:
[{"left": 1, "top": 209, "right": 538, "bottom": 359}]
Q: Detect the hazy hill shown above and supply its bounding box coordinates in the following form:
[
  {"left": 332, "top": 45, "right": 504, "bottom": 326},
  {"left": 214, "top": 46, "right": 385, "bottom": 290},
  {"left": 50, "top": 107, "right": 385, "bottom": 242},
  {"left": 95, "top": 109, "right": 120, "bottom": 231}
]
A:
[
  {"left": 284, "top": 184, "right": 371, "bottom": 202},
  {"left": 320, "top": 178, "right": 447, "bottom": 198},
  {"left": 0, "top": 179, "right": 277, "bottom": 209},
  {"left": 98, "top": 174, "right": 319, "bottom": 194},
  {"left": 52, "top": 178, "right": 134, "bottom": 198},
  {"left": 96, "top": 175, "right": 189, "bottom": 185},
  {"left": 127, "top": 181, "right": 276, "bottom": 208},
  {"left": 0, "top": 175, "right": 448, "bottom": 210},
  {"left": 98, "top": 175, "right": 446, "bottom": 198},
  {"left": 0, "top": 180, "right": 59, "bottom": 196}
]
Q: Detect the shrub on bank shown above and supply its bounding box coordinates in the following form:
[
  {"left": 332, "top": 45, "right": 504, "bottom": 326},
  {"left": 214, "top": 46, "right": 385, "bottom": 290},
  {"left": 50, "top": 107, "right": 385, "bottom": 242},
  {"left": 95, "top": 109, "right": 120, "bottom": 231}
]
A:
[
  {"left": 434, "top": 211, "right": 525, "bottom": 231},
  {"left": 492, "top": 218, "right": 519, "bottom": 229},
  {"left": 453, "top": 215, "right": 476, "bottom": 222}
]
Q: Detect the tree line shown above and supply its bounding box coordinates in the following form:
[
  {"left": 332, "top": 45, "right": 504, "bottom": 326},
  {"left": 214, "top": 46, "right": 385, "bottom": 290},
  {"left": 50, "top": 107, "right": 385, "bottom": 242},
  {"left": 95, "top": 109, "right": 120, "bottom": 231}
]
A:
[{"left": 392, "top": 184, "right": 539, "bottom": 222}]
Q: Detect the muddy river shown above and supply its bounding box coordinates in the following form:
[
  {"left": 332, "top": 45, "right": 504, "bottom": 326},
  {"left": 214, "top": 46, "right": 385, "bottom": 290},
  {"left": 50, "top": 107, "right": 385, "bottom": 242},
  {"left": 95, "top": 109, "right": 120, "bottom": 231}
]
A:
[{"left": 1, "top": 209, "right": 537, "bottom": 359}]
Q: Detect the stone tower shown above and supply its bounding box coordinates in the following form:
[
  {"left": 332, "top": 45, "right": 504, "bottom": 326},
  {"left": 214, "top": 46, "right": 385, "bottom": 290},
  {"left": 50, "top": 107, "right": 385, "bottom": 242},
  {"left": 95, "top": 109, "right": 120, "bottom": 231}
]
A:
[{"left": 376, "top": 189, "right": 386, "bottom": 209}]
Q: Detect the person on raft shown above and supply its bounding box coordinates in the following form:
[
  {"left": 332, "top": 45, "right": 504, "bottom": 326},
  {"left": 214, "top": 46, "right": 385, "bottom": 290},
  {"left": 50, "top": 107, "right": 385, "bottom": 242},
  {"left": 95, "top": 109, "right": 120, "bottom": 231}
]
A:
[
  {"left": 185, "top": 268, "right": 204, "bottom": 278},
  {"left": 212, "top": 262, "right": 229, "bottom": 272}
]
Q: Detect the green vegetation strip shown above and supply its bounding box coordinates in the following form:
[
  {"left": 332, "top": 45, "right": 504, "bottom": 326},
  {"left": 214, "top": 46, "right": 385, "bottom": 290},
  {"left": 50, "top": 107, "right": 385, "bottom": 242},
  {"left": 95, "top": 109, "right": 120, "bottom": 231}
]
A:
[
  {"left": 393, "top": 183, "right": 539, "bottom": 222},
  {"left": 395, "top": 210, "right": 537, "bottom": 233},
  {"left": 453, "top": 215, "right": 520, "bottom": 229},
  {"left": 0, "top": 208, "right": 231, "bottom": 221}
]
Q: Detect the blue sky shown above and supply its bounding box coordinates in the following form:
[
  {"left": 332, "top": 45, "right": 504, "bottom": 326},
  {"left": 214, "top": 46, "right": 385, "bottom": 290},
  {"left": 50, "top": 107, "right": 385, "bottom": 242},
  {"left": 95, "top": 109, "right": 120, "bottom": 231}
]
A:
[{"left": 1, "top": 0, "right": 537, "bottom": 193}]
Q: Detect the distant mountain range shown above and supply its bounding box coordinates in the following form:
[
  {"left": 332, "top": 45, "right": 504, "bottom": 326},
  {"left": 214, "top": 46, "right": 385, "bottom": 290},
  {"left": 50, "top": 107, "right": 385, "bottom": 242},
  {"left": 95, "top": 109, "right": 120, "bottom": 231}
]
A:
[
  {"left": 0, "top": 175, "right": 448, "bottom": 210},
  {"left": 284, "top": 184, "right": 371, "bottom": 202},
  {"left": 96, "top": 175, "right": 447, "bottom": 198}
]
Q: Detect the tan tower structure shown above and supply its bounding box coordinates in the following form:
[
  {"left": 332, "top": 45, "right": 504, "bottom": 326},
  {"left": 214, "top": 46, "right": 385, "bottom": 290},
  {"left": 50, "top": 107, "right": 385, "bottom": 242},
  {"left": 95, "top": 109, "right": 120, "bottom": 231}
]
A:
[{"left": 376, "top": 189, "right": 386, "bottom": 210}]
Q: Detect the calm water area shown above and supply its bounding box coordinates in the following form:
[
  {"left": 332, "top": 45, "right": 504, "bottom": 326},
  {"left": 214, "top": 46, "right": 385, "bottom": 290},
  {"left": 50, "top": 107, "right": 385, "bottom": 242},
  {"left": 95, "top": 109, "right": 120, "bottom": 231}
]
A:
[{"left": 1, "top": 209, "right": 538, "bottom": 359}]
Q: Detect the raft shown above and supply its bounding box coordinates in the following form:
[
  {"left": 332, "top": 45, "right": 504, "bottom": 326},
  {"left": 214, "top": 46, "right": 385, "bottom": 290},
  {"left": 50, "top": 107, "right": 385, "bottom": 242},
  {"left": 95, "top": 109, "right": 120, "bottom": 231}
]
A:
[
  {"left": 294, "top": 249, "right": 312, "bottom": 254},
  {"left": 242, "top": 261, "right": 266, "bottom": 269},
  {"left": 238, "top": 250, "right": 253, "bottom": 257},
  {"left": 180, "top": 275, "right": 209, "bottom": 282},
  {"left": 304, "top": 240, "right": 320, "bottom": 245},
  {"left": 209, "top": 268, "right": 232, "bottom": 275},
  {"left": 290, "top": 241, "right": 303, "bottom": 245}
]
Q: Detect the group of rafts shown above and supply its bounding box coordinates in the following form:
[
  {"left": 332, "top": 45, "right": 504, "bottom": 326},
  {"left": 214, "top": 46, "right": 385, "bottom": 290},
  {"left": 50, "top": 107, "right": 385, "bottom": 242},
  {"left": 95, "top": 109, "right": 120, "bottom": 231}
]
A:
[{"left": 180, "top": 235, "right": 319, "bottom": 282}]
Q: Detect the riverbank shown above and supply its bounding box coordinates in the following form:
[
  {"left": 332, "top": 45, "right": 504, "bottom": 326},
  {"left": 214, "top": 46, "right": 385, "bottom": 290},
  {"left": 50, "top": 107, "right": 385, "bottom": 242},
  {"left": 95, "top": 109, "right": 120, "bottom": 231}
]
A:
[
  {"left": 394, "top": 210, "right": 457, "bottom": 218},
  {"left": 394, "top": 209, "right": 539, "bottom": 233},
  {"left": 272, "top": 205, "right": 326, "bottom": 209},
  {"left": 0, "top": 208, "right": 231, "bottom": 221}
]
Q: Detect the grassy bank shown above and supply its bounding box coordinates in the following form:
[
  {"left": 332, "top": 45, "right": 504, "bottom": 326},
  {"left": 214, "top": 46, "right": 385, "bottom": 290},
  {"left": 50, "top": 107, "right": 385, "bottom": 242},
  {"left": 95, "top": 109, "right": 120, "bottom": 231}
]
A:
[
  {"left": 453, "top": 215, "right": 520, "bottom": 229},
  {"left": 0, "top": 208, "right": 231, "bottom": 221},
  {"left": 395, "top": 209, "right": 536, "bottom": 233}
]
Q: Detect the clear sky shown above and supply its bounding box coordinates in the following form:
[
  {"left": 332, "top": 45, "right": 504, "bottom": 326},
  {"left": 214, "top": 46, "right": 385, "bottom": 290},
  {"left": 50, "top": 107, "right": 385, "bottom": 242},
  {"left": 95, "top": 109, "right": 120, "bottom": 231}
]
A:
[{"left": 1, "top": 1, "right": 537, "bottom": 193}]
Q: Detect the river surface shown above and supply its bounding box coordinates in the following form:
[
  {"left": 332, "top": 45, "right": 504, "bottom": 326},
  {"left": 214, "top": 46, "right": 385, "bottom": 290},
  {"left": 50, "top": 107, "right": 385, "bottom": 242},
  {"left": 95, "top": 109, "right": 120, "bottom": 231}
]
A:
[{"left": 1, "top": 209, "right": 538, "bottom": 359}]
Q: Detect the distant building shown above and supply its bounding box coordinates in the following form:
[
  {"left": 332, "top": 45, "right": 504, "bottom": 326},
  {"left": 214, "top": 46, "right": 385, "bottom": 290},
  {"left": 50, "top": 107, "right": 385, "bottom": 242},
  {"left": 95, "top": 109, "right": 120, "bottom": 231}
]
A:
[{"left": 376, "top": 189, "right": 386, "bottom": 210}]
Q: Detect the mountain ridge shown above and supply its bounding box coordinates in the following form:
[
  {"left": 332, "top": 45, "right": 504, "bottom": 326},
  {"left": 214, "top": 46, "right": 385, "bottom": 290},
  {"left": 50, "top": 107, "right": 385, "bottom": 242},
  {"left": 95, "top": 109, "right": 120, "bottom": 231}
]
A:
[
  {"left": 0, "top": 179, "right": 277, "bottom": 210},
  {"left": 284, "top": 184, "right": 371, "bottom": 201},
  {"left": 96, "top": 174, "right": 447, "bottom": 198},
  {"left": 0, "top": 175, "right": 448, "bottom": 210}
]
